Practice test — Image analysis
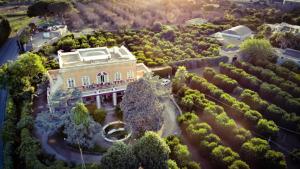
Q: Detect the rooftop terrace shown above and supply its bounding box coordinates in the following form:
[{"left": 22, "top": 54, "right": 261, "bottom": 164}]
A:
[{"left": 58, "top": 46, "right": 136, "bottom": 68}]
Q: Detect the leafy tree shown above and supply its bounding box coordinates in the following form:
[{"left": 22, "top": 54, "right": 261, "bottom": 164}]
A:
[
  {"left": 228, "top": 160, "right": 250, "bottom": 169},
  {"left": 120, "top": 77, "right": 164, "bottom": 137},
  {"left": 0, "top": 52, "right": 46, "bottom": 99},
  {"left": 177, "top": 112, "right": 199, "bottom": 126},
  {"left": 257, "top": 119, "right": 279, "bottom": 137},
  {"left": 167, "top": 160, "right": 179, "bottom": 169},
  {"left": 0, "top": 15, "right": 11, "bottom": 46},
  {"left": 91, "top": 108, "right": 107, "bottom": 124},
  {"left": 133, "top": 131, "right": 170, "bottom": 169},
  {"left": 27, "top": 0, "right": 72, "bottom": 21},
  {"left": 264, "top": 150, "right": 287, "bottom": 169},
  {"left": 240, "top": 38, "right": 275, "bottom": 61},
  {"left": 241, "top": 138, "right": 270, "bottom": 161},
  {"left": 57, "top": 36, "right": 77, "bottom": 51},
  {"left": 72, "top": 102, "right": 89, "bottom": 126},
  {"left": 27, "top": 0, "right": 51, "bottom": 17},
  {"left": 101, "top": 142, "right": 139, "bottom": 169},
  {"left": 48, "top": 0, "right": 72, "bottom": 21},
  {"left": 186, "top": 122, "right": 212, "bottom": 140},
  {"left": 185, "top": 161, "right": 201, "bottom": 169},
  {"left": 211, "top": 145, "right": 240, "bottom": 167},
  {"left": 172, "top": 66, "right": 187, "bottom": 93},
  {"left": 63, "top": 102, "right": 101, "bottom": 148}
]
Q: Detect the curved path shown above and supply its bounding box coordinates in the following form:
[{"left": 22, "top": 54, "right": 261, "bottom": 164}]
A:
[{"left": 35, "top": 130, "right": 102, "bottom": 164}]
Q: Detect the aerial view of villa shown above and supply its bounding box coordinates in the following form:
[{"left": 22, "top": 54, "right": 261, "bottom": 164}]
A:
[
  {"left": 0, "top": 0, "right": 300, "bottom": 169},
  {"left": 48, "top": 46, "right": 150, "bottom": 111}
]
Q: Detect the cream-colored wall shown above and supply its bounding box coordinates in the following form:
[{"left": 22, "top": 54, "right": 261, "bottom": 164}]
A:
[{"left": 61, "top": 61, "right": 136, "bottom": 89}]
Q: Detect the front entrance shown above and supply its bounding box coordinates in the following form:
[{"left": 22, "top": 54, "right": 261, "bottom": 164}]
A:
[{"left": 82, "top": 91, "right": 125, "bottom": 109}]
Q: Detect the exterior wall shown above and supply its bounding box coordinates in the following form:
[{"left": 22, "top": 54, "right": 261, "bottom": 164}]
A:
[{"left": 60, "top": 60, "right": 137, "bottom": 90}]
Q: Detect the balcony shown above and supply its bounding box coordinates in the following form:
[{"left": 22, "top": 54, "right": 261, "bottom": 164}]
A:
[{"left": 77, "top": 79, "right": 135, "bottom": 97}]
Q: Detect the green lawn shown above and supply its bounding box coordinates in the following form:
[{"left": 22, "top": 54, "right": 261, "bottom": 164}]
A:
[{"left": 7, "top": 15, "right": 32, "bottom": 36}]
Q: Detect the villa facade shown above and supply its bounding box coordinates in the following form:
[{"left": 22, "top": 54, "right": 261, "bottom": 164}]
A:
[{"left": 47, "top": 46, "right": 150, "bottom": 111}]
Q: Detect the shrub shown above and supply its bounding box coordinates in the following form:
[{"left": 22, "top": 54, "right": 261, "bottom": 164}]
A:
[
  {"left": 91, "top": 108, "right": 107, "bottom": 124},
  {"left": 257, "top": 119, "right": 279, "bottom": 137}
]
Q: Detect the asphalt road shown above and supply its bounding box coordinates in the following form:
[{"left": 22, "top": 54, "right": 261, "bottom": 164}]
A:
[
  {"left": 0, "top": 38, "right": 19, "bottom": 169},
  {"left": 0, "top": 37, "right": 19, "bottom": 65}
]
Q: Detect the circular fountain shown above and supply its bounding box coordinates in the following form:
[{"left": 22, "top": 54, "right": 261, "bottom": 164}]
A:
[{"left": 102, "top": 121, "right": 132, "bottom": 143}]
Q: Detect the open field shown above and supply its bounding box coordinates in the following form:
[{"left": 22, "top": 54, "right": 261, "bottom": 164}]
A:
[{"left": 0, "top": 5, "right": 31, "bottom": 36}]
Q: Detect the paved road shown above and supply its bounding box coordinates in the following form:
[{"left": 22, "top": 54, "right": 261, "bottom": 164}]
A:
[
  {"left": 0, "top": 89, "right": 8, "bottom": 169},
  {"left": 0, "top": 38, "right": 19, "bottom": 169},
  {"left": 0, "top": 37, "right": 19, "bottom": 65}
]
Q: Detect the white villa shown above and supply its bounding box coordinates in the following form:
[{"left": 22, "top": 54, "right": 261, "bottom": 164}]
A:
[{"left": 47, "top": 46, "right": 150, "bottom": 112}]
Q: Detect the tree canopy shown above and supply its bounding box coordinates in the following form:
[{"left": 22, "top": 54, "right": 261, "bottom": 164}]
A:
[
  {"left": 101, "top": 142, "right": 139, "bottom": 169},
  {"left": 120, "top": 77, "right": 164, "bottom": 137},
  {"left": 133, "top": 131, "right": 170, "bottom": 169},
  {"left": 240, "top": 38, "right": 275, "bottom": 61},
  {"left": 63, "top": 102, "right": 101, "bottom": 148},
  {"left": 0, "top": 52, "right": 46, "bottom": 99},
  {"left": 0, "top": 15, "right": 11, "bottom": 47},
  {"left": 27, "top": 0, "right": 72, "bottom": 18}
]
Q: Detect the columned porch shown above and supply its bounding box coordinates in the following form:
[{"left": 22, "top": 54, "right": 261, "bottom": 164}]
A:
[{"left": 82, "top": 91, "right": 125, "bottom": 109}]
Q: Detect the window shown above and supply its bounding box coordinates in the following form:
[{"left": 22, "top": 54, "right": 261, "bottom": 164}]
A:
[
  {"left": 81, "top": 76, "right": 90, "bottom": 86},
  {"left": 115, "top": 72, "right": 121, "bottom": 81},
  {"left": 127, "top": 71, "right": 134, "bottom": 79},
  {"left": 97, "top": 72, "right": 109, "bottom": 84},
  {"left": 67, "top": 78, "right": 75, "bottom": 88}
]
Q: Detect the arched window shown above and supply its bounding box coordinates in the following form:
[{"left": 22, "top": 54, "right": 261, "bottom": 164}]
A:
[{"left": 97, "top": 72, "right": 109, "bottom": 84}]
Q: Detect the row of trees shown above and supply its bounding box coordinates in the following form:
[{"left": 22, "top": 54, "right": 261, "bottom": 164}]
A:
[
  {"left": 241, "top": 137, "right": 286, "bottom": 169},
  {"left": 240, "top": 89, "right": 300, "bottom": 131},
  {"left": 0, "top": 52, "right": 101, "bottom": 169},
  {"left": 234, "top": 60, "right": 300, "bottom": 98},
  {"left": 174, "top": 68, "right": 286, "bottom": 169},
  {"left": 1, "top": 72, "right": 72, "bottom": 169},
  {"left": 165, "top": 135, "right": 201, "bottom": 169},
  {"left": 177, "top": 112, "right": 250, "bottom": 169},
  {"left": 250, "top": 59, "right": 300, "bottom": 86},
  {"left": 50, "top": 24, "right": 222, "bottom": 67},
  {"left": 188, "top": 74, "right": 279, "bottom": 137},
  {"left": 203, "top": 67, "right": 238, "bottom": 93},
  {"left": 219, "top": 62, "right": 300, "bottom": 114},
  {"left": 179, "top": 88, "right": 252, "bottom": 146},
  {"left": 198, "top": 65, "right": 299, "bottom": 132}
]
